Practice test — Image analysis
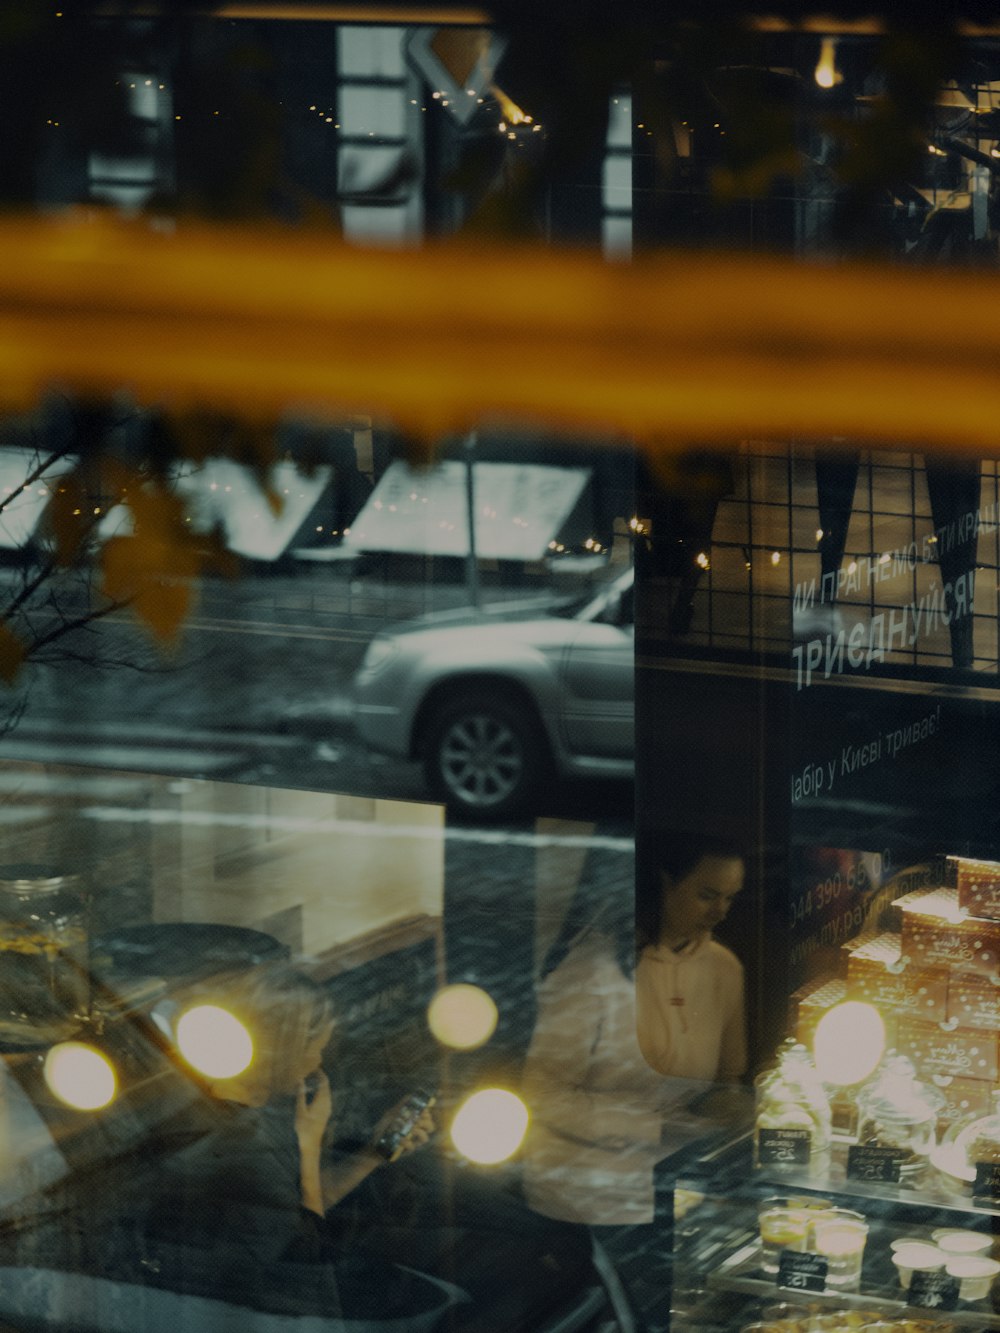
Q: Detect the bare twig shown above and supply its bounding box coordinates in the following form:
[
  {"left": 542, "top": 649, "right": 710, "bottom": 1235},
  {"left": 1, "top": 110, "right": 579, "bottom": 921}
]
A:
[
  {"left": 0, "top": 442, "right": 76, "bottom": 522},
  {"left": 27, "top": 596, "right": 132, "bottom": 657}
]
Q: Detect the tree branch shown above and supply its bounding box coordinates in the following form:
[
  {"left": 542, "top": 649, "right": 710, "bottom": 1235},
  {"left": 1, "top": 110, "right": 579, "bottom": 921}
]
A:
[
  {"left": 0, "top": 442, "right": 77, "bottom": 522},
  {"left": 27, "top": 596, "right": 132, "bottom": 658}
]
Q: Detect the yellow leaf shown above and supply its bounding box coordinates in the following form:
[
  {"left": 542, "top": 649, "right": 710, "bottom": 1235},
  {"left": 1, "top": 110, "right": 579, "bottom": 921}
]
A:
[
  {"left": 101, "top": 532, "right": 199, "bottom": 644},
  {"left": 0, "top": 622, "right": 26, "bottom": 685},
  {"left": 123, "top": 479, "right": 186, "bottom": 539},
  {"left": 132, "top": 577, "right": 194, "bottom": 644}
]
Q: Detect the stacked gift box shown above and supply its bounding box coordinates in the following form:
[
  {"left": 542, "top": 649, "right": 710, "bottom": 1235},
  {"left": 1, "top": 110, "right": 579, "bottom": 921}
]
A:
[{"left": 790, "top": 857, "right": 1000, "bottom": 1132}]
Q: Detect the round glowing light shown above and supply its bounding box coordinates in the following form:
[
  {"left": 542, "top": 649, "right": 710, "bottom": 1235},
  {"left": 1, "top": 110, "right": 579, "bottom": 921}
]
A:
[
  {"left": 44, "top": 1042, "right": 117, "bottom": 1111},
  {"left": 450, "top": 1089, "right": 529, "bottom": 1164},
  {"left": 176, "top": 1005, "right": 254, "bottom": 1079},
  {"left": 427, "top": 984, "right": 499, "bottom": 1051},
  {"left": 771, "top": 550, "right": 781, "bottom": 565},
  {"left": 812, "top": 1001, "right": 885, "bottom": 1085}
]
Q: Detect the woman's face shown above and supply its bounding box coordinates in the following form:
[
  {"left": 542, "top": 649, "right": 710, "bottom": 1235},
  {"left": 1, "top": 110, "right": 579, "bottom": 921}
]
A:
[{"left": 659, "top": 854, "right": 745, "bottom": 945}]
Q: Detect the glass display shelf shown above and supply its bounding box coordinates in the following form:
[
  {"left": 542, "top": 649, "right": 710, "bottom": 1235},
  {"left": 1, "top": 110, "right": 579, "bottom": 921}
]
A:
[
  {"left": 678, "top": 1128, "right": 1000, "bottom": 1218},
  {"left": 673, "top": 1133, "right": 1000, "bottom": 1332},
  {"left": 704, "top": 1234, "right": 1000, "bottom": 1329}
]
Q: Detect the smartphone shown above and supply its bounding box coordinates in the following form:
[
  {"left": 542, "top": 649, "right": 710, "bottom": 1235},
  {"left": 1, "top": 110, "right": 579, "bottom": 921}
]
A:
[{"left": 373, "top": 1088, "right": 437, "bottom": 1161}]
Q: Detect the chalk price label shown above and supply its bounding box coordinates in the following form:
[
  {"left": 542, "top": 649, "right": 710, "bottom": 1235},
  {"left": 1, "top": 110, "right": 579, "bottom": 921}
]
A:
[
  {"left": 973, "top": 1160, "right": 1000, "bottom": 1202},
  {"left": 777, "top": 1250, "right": 827, "bottom": 1293},
  {"left": 908, "top": 1269, "right": 959, "bottom": 1311},
  {"left": 757, "top": 1128, "right": 811, "bottom": 1167},
  {"left": 846, "top": 1144, "right": 905, "bottom": 1184}
]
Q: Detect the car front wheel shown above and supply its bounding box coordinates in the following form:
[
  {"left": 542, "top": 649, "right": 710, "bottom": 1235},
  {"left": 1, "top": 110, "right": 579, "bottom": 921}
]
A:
[{"left": 422, "top": 691, "right": 545, "bottom": 819}]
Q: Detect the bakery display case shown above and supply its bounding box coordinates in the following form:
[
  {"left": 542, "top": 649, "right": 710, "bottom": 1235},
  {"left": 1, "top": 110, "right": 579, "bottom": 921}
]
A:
[{"left": 670, "top": 852, "right": 1000, "bottom": 1332}]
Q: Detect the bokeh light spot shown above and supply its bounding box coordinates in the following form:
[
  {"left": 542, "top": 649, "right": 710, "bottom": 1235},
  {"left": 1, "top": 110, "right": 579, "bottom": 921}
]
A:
[
  {"left": 450, "top": 1088, "right": 529, "bottom": 1164},
  {"left": 427, "top": 984, "right": 499, "bottom": 1050},
  {"left": 176, "top": 1004, "right": 254, "bottom": 1079},
  {"left": 812, "top": 1000, "right": 885, "bottom": 1085},
  {"left": 44, "top": 1042, "right": 117, "bottom": 1111}
]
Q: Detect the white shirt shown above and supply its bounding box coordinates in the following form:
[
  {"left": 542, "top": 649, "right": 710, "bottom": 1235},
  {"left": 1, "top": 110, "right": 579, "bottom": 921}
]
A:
[
  {"left": 636, "top": 935, "right": 746, "bottom": 1082},
  {"left": 520, "top": 931, "right": 746, "bottom": 1224}
]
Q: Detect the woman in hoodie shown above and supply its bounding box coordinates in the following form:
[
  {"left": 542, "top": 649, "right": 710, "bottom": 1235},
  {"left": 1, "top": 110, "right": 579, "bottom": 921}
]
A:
[{"left": 521, "top": 832, "right": 747, "bottom": 1332}]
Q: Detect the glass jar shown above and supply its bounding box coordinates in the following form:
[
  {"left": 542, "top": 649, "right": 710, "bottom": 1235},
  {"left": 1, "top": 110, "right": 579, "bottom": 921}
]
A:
[
  {"left": 754, "top": 1040, "right": 832, "bottom": 1178},
  {"left": 936, "top": 1087, "right": 1000, "bottom": 1195},
  {"left": 0, "top": 864, "right": 88, "bottom": 1045},
  {"left": 855, "top": 1053, "right": 944, "bottom": 1185}
]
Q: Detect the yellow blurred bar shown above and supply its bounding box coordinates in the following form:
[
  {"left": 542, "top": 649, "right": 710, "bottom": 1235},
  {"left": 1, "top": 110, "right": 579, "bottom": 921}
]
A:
[
  {"left": 1, "top": 210, "right": 999, "bottom": 455},
  {"left": 109, "top": 4, "right": 494, "bottom": 21}
]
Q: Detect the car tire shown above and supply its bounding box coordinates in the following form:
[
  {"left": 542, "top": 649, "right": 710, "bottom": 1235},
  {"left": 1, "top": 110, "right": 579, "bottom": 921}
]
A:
[{"left": 421, "top": 689, "right": 546, "bottom": 819}]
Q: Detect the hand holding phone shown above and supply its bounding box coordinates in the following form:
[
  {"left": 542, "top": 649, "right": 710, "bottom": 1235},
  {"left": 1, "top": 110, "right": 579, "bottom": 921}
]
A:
[{"left": 372, "top": 1089, "right": 437, "bottom": 1162}]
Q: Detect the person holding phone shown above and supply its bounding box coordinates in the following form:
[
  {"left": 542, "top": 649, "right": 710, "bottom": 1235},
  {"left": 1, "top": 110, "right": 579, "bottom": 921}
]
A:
[
  {"left": 131, "top": 965, "right": 440, "bottom": 1323},
  {"left": 129, "top": 964, "right": 591, "bottom": 1329}
]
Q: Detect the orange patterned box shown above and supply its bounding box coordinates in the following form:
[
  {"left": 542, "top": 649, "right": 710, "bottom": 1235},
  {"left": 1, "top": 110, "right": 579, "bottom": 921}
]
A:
[
  {"left": 845, "top": 932, "right": 948, "bottom": 1023},
  {"left": 898, "top": 1016, "right": 999, "bottom": 1083},
  {"left": 792, "top": 976, "right": 847, "bottom": 1048},
  {"left": 951, "top": 857, "right": 1000, "bottom": 922},
  {"left": 791, "top": 975, "right": 899, "bottom": 1053},
  {"left": 948, "top": 974, "right": 1000, "bottom": 1032},
  {"left": 895, "top": 887, "right": 1000, "bottom": 978}
]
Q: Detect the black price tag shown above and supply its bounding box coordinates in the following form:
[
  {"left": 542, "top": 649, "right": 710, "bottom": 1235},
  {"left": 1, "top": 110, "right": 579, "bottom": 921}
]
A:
[
  {"left": 973, "top": 1160, "right": 1000, "bottom": 1202},
  {"left": 758, "top": 1128, "right": 811, "bottom": 1167},
  {"left": 908, "top": 1269, "right": 959, "bottom": 1312},
  {"left": 777, "top": 1249, "right": 827, "bottom": 1293},
  {"left": 846, "top": 1144, "right": 905, "bottom": 1183}
]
